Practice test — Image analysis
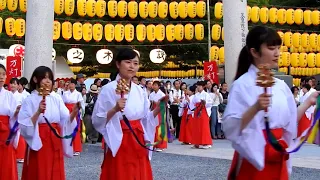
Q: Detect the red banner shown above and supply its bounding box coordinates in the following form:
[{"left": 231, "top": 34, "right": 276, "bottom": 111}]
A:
[
  {"left": 6, "top": 56, "right": 22, "bottom": 84},
  {"left": 204, "top": 61, "right": 219, "bottom": 85}
]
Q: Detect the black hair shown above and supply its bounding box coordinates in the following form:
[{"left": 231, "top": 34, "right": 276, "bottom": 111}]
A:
[
  {"left": 138, "top": 76, "right": 145, "bottom": 82},
  {"left": 69, "top": 78, "right": 77, "bottom": 85},
  {"left": 291, "top": 86, "right": 299, "bottom": 94},
  {"left": 0, "top": 64, "right": 6, "bottom": 72},
  {"left": 153, "top": 81, "right": 161, "bottom": 87},
  {"left": 115, "top": 47, "right": 139, "bottom": 63},
  {"left": 189, "top": 85, "right": 196, "bottom": 93},
  {"left": 94, "top": 78, "right": 101, "bottom": 85},
  {"left": 235, "top": 26, "right": 282, "bottom": 80},
  {"left": 19, "top": 77, "right": 28, "bottom": 86},
  {"left": 302, "top": 84, "right": 311, "bottom": 91},
  {"left": 180, "top": 82, "right": 187, "bottom": 89},
  {"left": 101, "top": 79, "right": 109, "bottom": 86},
  {"left": 210, "top": 83, "right": 219, "bottom": 92},
  {"left": 110, "top": 72, "right": 118, "bottom": 81},
  {"left": 173, "top": 80, "right": 180, "bottom": 86},
  {"left": 165, "top": 81, "right": 171, "bottom": 84},
  {"left": 4, "top": 84, "right": 8, "bottom": 88},
  {"left": 10, "top": 77, "right": 19, "bottom": 84},
  {"left": 196, "top": 81, "right": 206, "bottom": 86},
  {"left": 30, "top": 66, "right": 54, "bottom": 91}
]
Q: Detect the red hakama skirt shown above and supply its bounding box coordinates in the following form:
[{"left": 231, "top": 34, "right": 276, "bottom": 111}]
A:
[
  {"left": 179, "top": 108, "right": 193, "bottom": 143},
  {"left": 22, "top": 123, "right": 65, "bottom": 180},
  {"left": 100, "top": 120, "right": 153, "bottom": 180},
  {"left": 0, "top": 115, "right": 18, "bottom": 180},
  {"left": 65, "top": 103, "right": 82, "bottom": 153},
  {"left": 190, "top": 103, "right": 212, "bottom": 145},
  {"left": 298, "top": 113, "right": 311, "bottom": 137},
  {"left": 16, "top": 136, "right": 26, "bottom": 159},
  {"left": 154, "top": 109, "right": 167, "bottom": 149},
  {"left": 228, "top": 128, "right": 289, "bottom": 180},
  {"left": 102, "top": 138, "right": 105, "bottom": 150}
]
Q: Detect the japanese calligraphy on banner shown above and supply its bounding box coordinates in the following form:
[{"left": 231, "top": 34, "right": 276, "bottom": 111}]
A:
[
  {"left": 204, "top": 61, "right": 219, "bottom": 84},
  {"left": 6, "top": 56, "right": 22, "bottom": 84}
]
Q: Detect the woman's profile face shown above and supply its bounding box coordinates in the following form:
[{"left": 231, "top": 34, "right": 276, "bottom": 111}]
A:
[
  {"left": 0, "top": 68, "right": 6, "bottom": 88},
  {"left": 252, "top": 43, "right": 280, "bottom": 69},
  {"left": 38, "top": 72, "right": 53, "bottom": 90},
  {"left": 116, "top": 56, "right": 139, "bottom": 80}
]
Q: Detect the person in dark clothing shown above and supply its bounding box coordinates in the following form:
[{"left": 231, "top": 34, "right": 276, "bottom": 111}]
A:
[{"left": 75, "top": 73, "right": 86, "bottom": 92}]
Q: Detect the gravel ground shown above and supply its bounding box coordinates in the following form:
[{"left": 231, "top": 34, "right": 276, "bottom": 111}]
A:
[{"left": 17, "top": 144, "right": 320, "bottom": 180}]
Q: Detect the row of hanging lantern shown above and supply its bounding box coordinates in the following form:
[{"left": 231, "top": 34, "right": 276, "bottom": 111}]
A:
[
  {"left": 0, "top": 0, "right": 27, "bottom": 12},
  {"left": 54, "top": 0, "right": 207, "bottom": 19},
  {"left": 0, "top": 17, "right": 26, "bottom": 38},
  {"left": 278, "top": 31, "right": 320, "bottom": 52},
  {"left": 210, "top": 46, "right": 224, "bottom": 64},
  {"left": 278, "top": 52, "right": 320, "bottom": 68},
  {"left": 214, "top": 2, "right": 320, "bottom": 26},
  {"left": 278, "top": 67, "right": 320, "bottom": 77}
]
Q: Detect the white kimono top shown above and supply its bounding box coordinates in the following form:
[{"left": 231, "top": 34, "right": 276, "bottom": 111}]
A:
[
  {"left": 62, "top": 90, "right": 85, "bottom": 117},
  {"left": 21, "top": 89, "right": 30, "bottom": 101},
  {"left": 92, "top": 76, "right": 158, "bottom": 160},
  {"left": 222, "top": 65, "right": 297, "bottom": 174},
  {"left": 178, "top": 95, "right": 195, "bottom": 117},
  {"left": 149, "top": 90, "right": 165, "bottom": 105},
  {"left": 190, "top": 90, "right": 213, "bottom": 116},
  {"left": 12, "top": 91, "right": 23, "bottom": 105},
  {"left": 18, "top": 91, "right": 77, "bottom": 157}
]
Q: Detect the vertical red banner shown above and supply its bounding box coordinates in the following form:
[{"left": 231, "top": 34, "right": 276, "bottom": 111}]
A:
[
  {"left": 204, "top": 61, "right": 219, "bottom": 85},
  {"left": 6, "top": 56, "right": 22, "bottom": 84}
]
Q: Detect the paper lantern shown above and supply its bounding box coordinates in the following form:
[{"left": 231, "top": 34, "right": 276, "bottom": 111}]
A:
[
  {"left": 118, "top": 0, "right": 127, "bottom": 18},
  {"left": 5, "top": 18, "right": 15, "bottom": 37},
  {"left": 96, "top": 0, "right": 106, "bottom": 18},
  {"left": 293, "top": 9, "right": 304, "bottom": 25},
  {"left": 280, "top": 46, "right": 288, "bottom": 52},
  {"left": 169, "top": 1, "right": 178, "bottom": 19},
  {"left": 67, "top": 48, "right": 84, "bottom": 64},
  {"left": 178, "top": 1, "right": 188, "bottom": 19},
  {"left": 292, "top": 32, "right": 301, "bottom": 48},
  {"left": 52, "top": 21, "right": 61, "bottom": 40},
  {"left": 307, "top": 53, "right": 316, "bottom": 68},
  {"left": 7, "top": 0, "right": 18, "bottom": 12},
  {"left": 158, "top": 1, "right": 168, "bottom": 19},
  {"left": 311, "top": 10, "right": 319, "bottom": 26},
  {"left": 214, "top": 2, "right": 223, "bottom": 19},
  {"left": 304, "top": 10, "right": 313, "bottom": 26},
  {"left": 93, "top": 23, "right": 103, "bottom": 42},
  {"left": 0, "top": 0, "right": 6, "bottom": 11},
  {"left": 277, "top": 8, "right": 286, "bottom": 25},
  {"left": 211, "top": 24, "right": 221, "bottom": 41},
  {"left": 174, "top": 24, "right": 184, "bottom": 42},
  {"left": 316, "top": 53, "right": 320, "bottom": 67},
  {"left": 19, "top": 0, "right": 27, "bottom": 12},
  {"left": 108, "top": 0, "right": 117, "bottom": 18},
  {"left": 128, "top": 0, "right": 138, "bottom": 19},
  {"left": 124, "top": 24, "right": 134, "bottom": 42},
  {"left": 114, "top": 24, "right": 124, "bottom": 42},
  {"left": 221, "top": 27, "right": 224, "bottom": 41},
  {"left": 82, "top": 23, "right": 92, "bottom": 42},
  {"left": 147, "top": 24, "right": 156, "bottom": 42},
  {"left": 299, "top": 53, "right": 307, "bottom": 68},
  {"left": 210, "top": 46, "right": 219, "bottom": 60},
  {"left": 155, "top": 24, "right": 165, "bottom": 42},
  {"left": 166, "top": 24, "right": 175, "bottom": 42},
  {"left": 247, "top": 6, "right": 251, "bottom": 21},
  {"left": 187, "top": 1, "right": 196, "bottom": 18},
  {"left": 310, "top": 33, "right": 318, "bottom": 49},
  {"left": 301, "top": 33, "right": 309, "bottom": 48},
  {"left": 148, "top": 1, "right": 158, "bottom": 18},
  {"left": 136, "top": 24, "right": 146, "bottom": 42},
  {"left": 283, "top": 32, "right": 292, "bottom": 47},
  {"left": 268, "top": 7, "right": 277, "bottom": 24},
  {"left": 139, "top": 1, "right": 148, "bottom": 19},
  {"left": 104, "top": 24, "right": 114, "bottom": 42},
  {"left": 196, "top": 0, "right": 205, "bottom": 18},
  {"left": 77, "top": 0, "right": 86, "bottom": 17},
  {"left": 64, "top": 0, "right": 74, "bottom": 16},
  {"left": 150, "top": 49, "right": 166, "bottom": 63},
  {"left": 286, "top": 9, "right": 294, "bottom": 25},
  {"left": 195, "top": 23, "right": 204, "bottom": 41},
  {"left": 73, "top": 22, "right": 83, "bottom": 41},
  {"left": 0, "top": 17, "right": 3, "bottom": 34},
  {"left": 290, "top": 53, "right": 299, "bottom": 67},
  {"left": 281, "top": 52, "right": 290, "bottom": 67},
  {"left": 277, "top": 31, "right": 284, "bottom": 43},
  {"left": 184, "top": 23, "right": 194, "bottom": 41},
  {"left": 96, "top": 49, "right": 113, "bottom": 64},
  {"left": 219, "top": 47, "right": 224, "bottom": 64},
  {"left": 250, "top": 6, "right": 260, "bottom": 23},
  {"left": 14, "top": 18, "right": 25, "bottom": 38},
  {"left": 62, "top": 21, "right": 72, "bottom": 40},
  {"left": 260, "top": 7, "right": 269, "bottom": 24}
]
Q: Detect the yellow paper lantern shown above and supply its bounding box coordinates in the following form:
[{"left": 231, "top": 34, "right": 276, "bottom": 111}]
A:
[
  {"left": 114, "top": 24, "right": 124, "bottom": 42},
  {"left": 247, "top": 6, "right": 251, "bottom": 21},
  {"left": 316, "top": 53, "right": 320, "bottom": 67},
  {"left": 96, "top": 0, "right": 106, "bottom": 18},
  {"left": 0, "top": 17, "right": 3, "bottom": 34},
  {"left": 52, "top": 21, "right": 61, "bottom": 41},
  {"left": 282, "top": 52, "right": 290, "bottom": 67},
  {"left": 307, "top": 53, "right": 316, "bottom": 68},
  {"left": 155, "top": 24, "right": 165, "bottom": 42},
  {"left": 178, "top": 1, "right": 188, "bottom": 19},
  {"left": 211, "top": 24, "right": 221, "bottom": 41},
  {"left": 277, "top": 8, "right": 286, "bottom": 25},
  {"left": 304, "top": 10, "right": 312, "bottom": 26},
  {"left": 92, "top": 23, "right": 103, "bottom": 42},
  {"left": 158, "top": 1, "right": 168, "bottom": 19},
  {"left": 108, "top": 0, "right": 117, "bottom": 18},
  {"left": 286, "top": 9, "right": 294, "bottom": 25},
  {"left": 291, "top": 53, "right": 299, "bottom": 67},
  {"left": 118, "top": 0, "right": 127, "bottom": 18},
  {"left": 278, "top": 52, "right": 283, "bottom": 67},
  {"left": 82, "top": 23, "right": 92, "bottom": 42},
  {"left": 166, "top": 24, "right": 175, "bottom": 42},
  {"left": 299, "top": 53, "right": 308, "bottom": 68},
  {"left": 214, "top": 2, "right": 223, "bottom": 19},
  {"left": 292, "top": 32, "right": 301, "bottom": 48},
  {"left": 169, "top": 1, "right": 178, "bottom": 19},
  {"left": 221, "top": 27, "right": 224, "bottom": 41},
  {"left": 148, "top": 0, "right": 158, "bottom": 18},
  {"left": 73, "top": 22, "right": 83, "bottom": 41},
  {"left": 54, "top": 0, "right": 64, "bottom": 15},
  {"left": 280, "top": 46, "right": 288, "bottom": 52},
  {"left": 184, "top": 23, "right": 194, "bottom": 41},
  {"left": 64, "top": 0, "right": 74, "bottom": 16},
  {"left": 7, "top": 0, "right": 18, "bottom": 12},
  {"left": 260, "top": 7, "right": 269, "bottom": 24},
  {"left": 5, "top": 17, "right": 15, "bottom": 37},
  {"left": 293, "top": 9, "right": 304, "bottom": 25},
  {"left": 195, "top": 23, "right": 204, "bottom": 41},
  {"left": 301, "top": 33, "right": 309, "bottom": 48},
  {"left": 104, "top": 24, "right": 114, "bottom": 42},
  {"left": 174, "top": 24, "right": 184, "bottom": 42},
  {"left": 250, "top": 6, "right": 260, "bottom": 23},
  {"left": 77, "top": 0, "right": 86, "bottom": 17},
  {"left": 277, "top": 31, "right": 284, "bottom": 43},
  {"left": 124, "top": 24, "right": 134, "bottom": 42},
  {"left": 187, "top": 1, "right": 196, "bottom": 18},
  {"left": 136, "top": 24, "right": 146, "bottom": 42},
  {"left": 210, "top": 46, "right": 219, "bottom": 60},
  {"left": 19, "top": 0, "right": 27, "bottom": 12},
  {"left": 62, "top": 21, "right": 72, "bottom": 40},
  {"left": 139, "top": 1, "right": 148, "bottom": 19},
  {"left": 128, "top": 0, "right": 138, "bottom": 19},
  {"left": 284, "top": 32, "right": 292, "bottom": 47},
  {"left": 14, "top": 18, "right": 25, "bottom": 38},
  {"left": 219, "top": 47, "right": 224, "bottom": 64},
  {"left": 196, "top": 0, "right": 205, "bottom": 18},
  {"left": 0, "top": 0, "right": 6, "bottom": 11},
  {"left": 269, "top": 7, "right": 277, "bottom": 24},
  {"left": 310, "top": 33, "right": 318, "bottom": 49},
  {"left": 147, "top": 24, "right": 156, "bottom": 42},
  {"left": 311, "top": 10, "right": 320, "bottom": 26}
]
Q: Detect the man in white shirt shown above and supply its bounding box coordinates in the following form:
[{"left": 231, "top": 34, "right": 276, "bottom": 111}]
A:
[{"left": 169, "top": 80, "right": 182, "bottom": 138}]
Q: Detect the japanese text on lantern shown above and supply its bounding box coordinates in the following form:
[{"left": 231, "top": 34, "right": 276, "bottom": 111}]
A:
[
  {"left": 240, "top": 12, "right": 246, "bottom": 47},
  {"left": 6, "top": 56, "right": 22, "bottom": 83},
  {"left": 204, "top": 61, "right": 219, "bottom": 84}
]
